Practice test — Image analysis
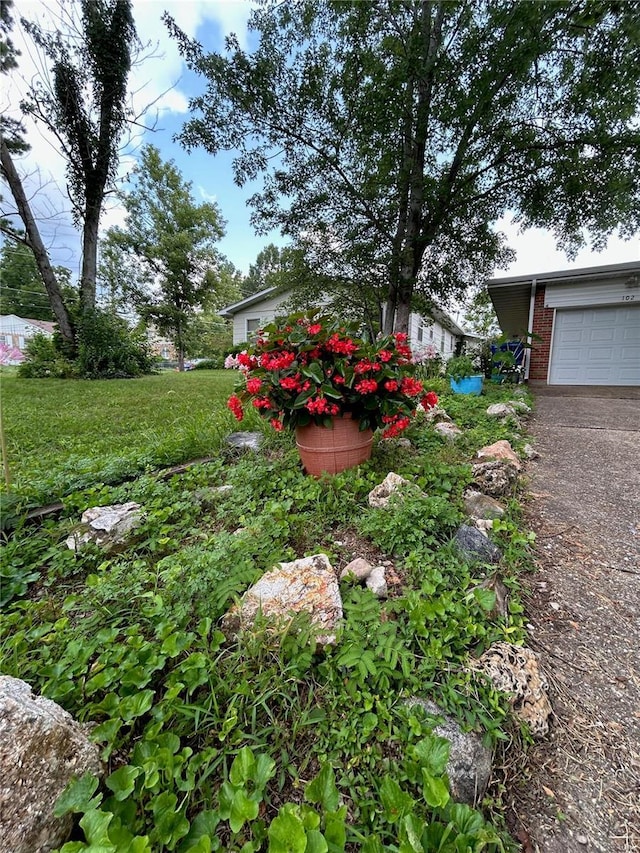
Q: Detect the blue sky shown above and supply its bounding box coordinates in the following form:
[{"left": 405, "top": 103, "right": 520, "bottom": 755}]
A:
[{"left": 2, "top": 0, "right": 638, "bottom": 282}]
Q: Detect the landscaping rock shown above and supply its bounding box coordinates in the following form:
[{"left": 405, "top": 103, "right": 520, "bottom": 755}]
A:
[
  {"left": 523, "top": 443, "right": 540, "bottom": 460},
  {"left": 434, "top": 422, "right": 463, "bottom": 441},
  {"left": 486, "top": 403, "right": 517, "bottom": 419},
  {"left": 423, "top": 405, "right": 453, "bottom": 425},
  {"left": 365, "top": 566, "right": 388, "bottom": 598},
  {"left": 340, "top": 557, "right": 374, "bottom": 581},
  {"left": 226, "top": 431, "right": 263, "bottom": 452},
  {"left": 463, "top": 490, "right": 506, "bottom": 520},
  {"left": 66, "top": 502, "right": 143, "bottom": 552},
  {"left": 380, "top": 437, "right": 413, "bottom": 449},
  {"left": 476, "top": 440, "right": 521, "bottom": 470},
  {"left": 508, "top": 399, "right": 532, "bottom": 414},
  {"left": 406, "top": 698, "right": 493, "bottom": 806},
  {"left": 474, "top": 518, "right": 494, "bottom": 535},
  {"left": 453, "top": 524, "right": 502, "bottom": 564},
  {"left": 0, "top": 676, "right": 103, "bottom": 853},
  {"left": 471, "top": 460, "right": 518, "bottom": 498},
  {"left": 222, "top": 554, "right": 342, "bottom": 645},
  {"left": 471, "top": 642, "right": 552, "bottom": 737},
  {"left": 368, "top": 472, "right": 416, "bottom": 508}
]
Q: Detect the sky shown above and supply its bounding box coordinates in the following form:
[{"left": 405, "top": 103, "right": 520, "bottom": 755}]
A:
[{"left": 2, "top": 0, "right": 639, "bottom": 282}]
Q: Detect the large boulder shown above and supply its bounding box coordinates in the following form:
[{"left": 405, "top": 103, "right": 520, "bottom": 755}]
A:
[
  {"left": 406, "top": 699, "right": 493, "bottom": 806},
  {"left": 66, "top": 502, "right": 143, "bottom": 552},
  {"left": 453, "top": 525, "right": 502, "bottom": 564},
  {"left": 368, "top": 472, "right": 416, "bottom": 509},
  {"left": 222, "top": 554, "right": 342, "bottom": 645},
  {"left": 471, "top": 460, "right": 519, "bottom": 498},
  {"left": 476, "top": 440, "right": 521, "bottom": 471},
  {"left": 0, "top": 676, "right": 103, "bottom": 853},
  {"left": 471, "top": 642, "right": 552, "bottom": 738}
]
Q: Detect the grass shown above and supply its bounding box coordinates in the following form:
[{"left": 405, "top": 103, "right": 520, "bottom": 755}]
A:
[
  {"left": 0, "top": 369, "right": 258, "bottom": 502},
  {"left": 0, "top": 371, "right": 535, "bottom": 851}
]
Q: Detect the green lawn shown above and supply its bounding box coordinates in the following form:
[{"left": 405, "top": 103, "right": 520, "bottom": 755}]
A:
[{"left": 1, "top": 369, "right": 257, "bottom": 501}]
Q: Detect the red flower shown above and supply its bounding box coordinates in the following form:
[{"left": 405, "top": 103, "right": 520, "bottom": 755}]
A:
[
  {"left": 308, "top": 323, "right": 322, "bottom": 335},
  {"left": 252, "top": 396, "right": 272, "bottom": 410},
  {"left": 382, "top": 415, "right": 411, "bottom": 438},
  {"left": 333, "top": 375, "right": 345, "bottom": 385},
  {"left": 227, "top": 395, "right": 244, "bottom": 422},
  {"left": 421, "top": 391, "right": 439, "bottom": 409},
  {"left": 270, "top": 417, "right": 284, "bottom": 431},
  {"left": 325, "top": 334, "right": 358, "bottom": 355},
  {"left": 400, "top": 377, "right": 424, "bottom": 397},
  {"left": 384, "top": 380, "right": 399, "bottom": 392},
  {"left": 237, "top": 352, "right": 258, "bottom": 369},
  {"left": 394, "top": 332, "right": 408, "bottom": 344},
  {"left": 261, "top": 351, "right": 296, "bottom": 370},
  {"left": 246, "top": 378, "right": 262, "bottom": 394},
  {"left": 378, "top": 350, "right": 393, "bottom": 362},
  {"left": 355, "top": 379, "right": 378, "bottom": 394}
]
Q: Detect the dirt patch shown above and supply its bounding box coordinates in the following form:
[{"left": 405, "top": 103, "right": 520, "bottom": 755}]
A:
[{"left": 506, "top": 395, "right": 640, "bottom": 853}]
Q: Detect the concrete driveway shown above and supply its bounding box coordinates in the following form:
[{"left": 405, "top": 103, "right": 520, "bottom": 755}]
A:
[{"left": 515, "top": 386, "right": 640, "bottom": 852}]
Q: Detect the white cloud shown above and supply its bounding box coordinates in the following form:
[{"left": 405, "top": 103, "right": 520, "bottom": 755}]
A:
[{"left": 198, "top": 185, "right": 218, "bottom": 203}]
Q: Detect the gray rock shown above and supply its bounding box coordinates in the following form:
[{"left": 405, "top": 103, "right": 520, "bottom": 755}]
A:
[
  {"left": 463, "top": 490, "right": 506, "bottom": 520},
  {"left": 0, "top": 676, "right": 103, "bottom": 853},
  {"left": 340, "top": 557, "right": 374, "bottom": 581},
  {"left": 471, "top": 460, "right": 518, "bottom": 498},
  {"left": 222, "top": 554, "right": 342, "bottom": 645},
  {"left": 508, "top": 399, "right": 532, "bottom": 413},
  {"left": 66, "top": 502, "right": 143, "bottom": 552},
  {"left": 226, "top": 431, "right": 264, "bottom": 452},
  {"left": 486, "top": 403, "right": 517, "bottom": 418},
  {"left": 406, "top": 698, "right": 493, "bottom": 806},
  {"left": 523, "top": 443, "right": 540, "bottom": 460},
  {"left": 424, "top": 406, "right": 453, "bottom": 425},
  {"left": 368, "top": 472, "right": 416, "bottom": 508},
  {"left": 471, "top": 642, "right": 552, "bottom": 738},
  {"left": 453, "top": 524, "right": 502, "bottom": 564},
  {"left": 434, "top": 422, "right": 463, "bottom": 441},
  {"left": 365, "top": 566, "right": 388, "bottom": 598}
]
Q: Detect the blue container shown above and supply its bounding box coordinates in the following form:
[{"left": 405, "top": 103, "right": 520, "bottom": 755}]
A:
[{"left": 450, "top": 375, "right": 483, "bottom": 395}]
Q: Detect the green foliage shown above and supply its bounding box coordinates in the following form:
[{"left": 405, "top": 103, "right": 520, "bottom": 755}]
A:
[
  {"left": 0, "top": 381, "right": 533, "bottom": 850},
  {"left": 17, "top": 333, "right": 75, "bottom": 378},
  {"left": 76, "top": 309, "right": 156, "bottom": 379},
  {"left": 0, "top": 239, "right": 71, "bottom": 320},
  {"left": 445, "top": 355, "right": 479, "bottom": 382}
]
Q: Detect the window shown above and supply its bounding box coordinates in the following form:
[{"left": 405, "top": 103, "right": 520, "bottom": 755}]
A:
[
  {"left": 246, "top": 318, "right": 261, "bottom": 338},
  {"left": 429, "top": 326, "right": 434, "bottom": 340},
  {"left": 440, "top": 330, "right": 445, "bottom": 353},
  {"left": 417, "top": 324, "right": 423, "bottom": 343}
]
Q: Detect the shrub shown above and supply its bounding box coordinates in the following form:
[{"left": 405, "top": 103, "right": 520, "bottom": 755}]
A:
[
  {"left": 76, "top": 310, "right": 157, "bottom": 379},
  {"left": 17, "top": 333, "right": 75, "bottom": 378},
  {"left": 192, "top": 357, "right": 222, "bottom": 370}
]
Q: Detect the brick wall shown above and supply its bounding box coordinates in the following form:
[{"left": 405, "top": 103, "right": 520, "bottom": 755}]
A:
[{"left": 529, "top": 286, "right": 554, "bottom": 382}]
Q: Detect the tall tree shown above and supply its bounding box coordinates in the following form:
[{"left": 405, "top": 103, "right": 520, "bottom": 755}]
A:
[
  {"left": 0, "top": 238, "right": 72, "bottom": 320},
  {"left": 1, "top": 0, "right": 138, "bottom": 347},
  {"left": 104, "top": 144, "right": 227, "bottom": 371},
  {"left": 166, "top": 0, "right": 640, "bottom": 333},
  {"left": 243, "top": 243, "right": 290, "bottom": 297}
]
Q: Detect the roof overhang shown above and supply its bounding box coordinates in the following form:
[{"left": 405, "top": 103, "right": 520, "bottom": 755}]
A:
[
  {"left": 219, "top": 286, "right": 281, "bottom": 318},
  {"left": 487, "top": 260, "right": 640, "bottom": 337}
]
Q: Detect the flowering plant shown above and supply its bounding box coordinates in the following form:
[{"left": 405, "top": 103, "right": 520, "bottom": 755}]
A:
[{"left": 227, "top": 312, "right": 438, "bottom": 438}]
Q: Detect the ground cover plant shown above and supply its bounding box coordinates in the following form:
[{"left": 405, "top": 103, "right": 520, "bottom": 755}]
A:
[{"left": 1, "top": 370, "right": 536, "bottom": 851}]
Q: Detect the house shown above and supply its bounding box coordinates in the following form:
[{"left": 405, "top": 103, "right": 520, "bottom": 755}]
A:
[
  {"left": 219, "top": 287, "right": 466, "bottom": 359},
  {"left": 487, "top": 260, "right": 640, "bottom": 386},
  {"left": 0, "top": 314, "right": 55, "bottom": 362}
]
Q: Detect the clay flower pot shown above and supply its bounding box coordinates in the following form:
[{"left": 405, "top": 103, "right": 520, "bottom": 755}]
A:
[{"left": 295, "top": 414, "right": 373, "bottom": 477}]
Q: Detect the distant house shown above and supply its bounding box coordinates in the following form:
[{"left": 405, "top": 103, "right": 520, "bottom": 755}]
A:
[
  {"left": 0, "top": 315, "right": 56, "bottom": 362},
  {"left": 219, "top": 287, "right": 467, "bottom": 359},
  {"left": 487, "top": 261, "right": 640, "bottom": 386}
]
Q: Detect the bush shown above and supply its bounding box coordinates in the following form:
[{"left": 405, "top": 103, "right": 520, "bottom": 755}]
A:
[
  {"left": 191, "top": 356, "right": 223, "bottom": 370},
  {"left": 76, "top": 310, "right": 157, "bottom": 379},
  {"left": 17, "top": 333, "right": 75, "bottom": 378}
]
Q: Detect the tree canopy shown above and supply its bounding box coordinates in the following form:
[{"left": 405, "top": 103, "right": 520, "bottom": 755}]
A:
[
  {"left": 166, "top": 0, "right": 640, "bottom": 333},
  {"left": 0, "top": 239, "right": 72, "bottom": 321},
  {"left": 103, "top": 144, "right": 229, "bottom": 370}
]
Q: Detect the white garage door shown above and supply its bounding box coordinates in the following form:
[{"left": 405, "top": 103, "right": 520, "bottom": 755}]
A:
[{"left": 549, "top": 305, "right": 640, "bottom": 386}]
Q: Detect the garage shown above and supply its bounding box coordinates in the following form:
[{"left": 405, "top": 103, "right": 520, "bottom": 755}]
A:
[{"left": 549, "top": 304, "right": 640, "bottom": 386}]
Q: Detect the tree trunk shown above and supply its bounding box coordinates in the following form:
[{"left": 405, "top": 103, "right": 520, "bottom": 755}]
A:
[
  {"left": 80, "top": 201, "right": 100, "bottom": 315},
  {"left": 0, "top": 139, "right": 75, "bottom": 347}
]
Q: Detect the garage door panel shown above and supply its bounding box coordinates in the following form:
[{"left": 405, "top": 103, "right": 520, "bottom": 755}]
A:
[{"left": 549, "top": 305, "right": 640, "bottom": 386}]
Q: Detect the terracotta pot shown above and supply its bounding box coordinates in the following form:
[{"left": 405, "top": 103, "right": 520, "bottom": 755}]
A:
[{"left": 295, "top": 414, "right": 374, "bottom": 477}]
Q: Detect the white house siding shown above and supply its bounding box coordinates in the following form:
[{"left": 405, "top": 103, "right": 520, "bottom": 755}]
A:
[
  {"left": 232, "top": 293, "right": 294, "bottom": 345},
  {"left": 409, "top": 314, "right": 458, "bottom": 358},
  {"left": 0, "top": 315, "right": 54, "bottom": 349}
]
